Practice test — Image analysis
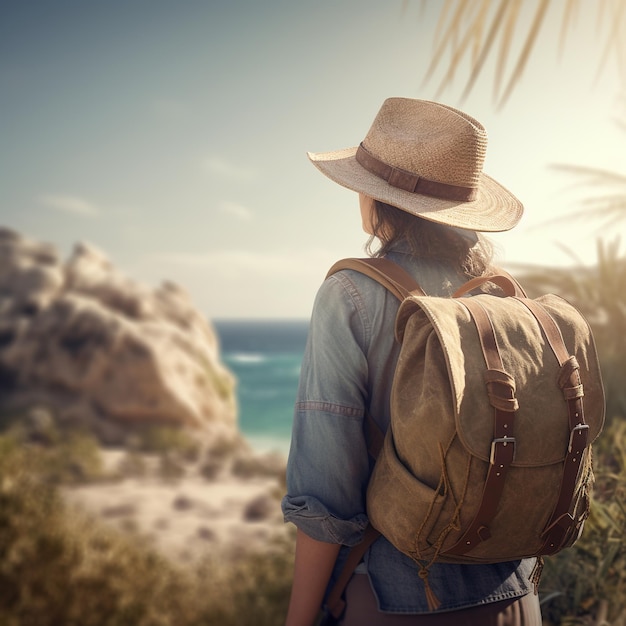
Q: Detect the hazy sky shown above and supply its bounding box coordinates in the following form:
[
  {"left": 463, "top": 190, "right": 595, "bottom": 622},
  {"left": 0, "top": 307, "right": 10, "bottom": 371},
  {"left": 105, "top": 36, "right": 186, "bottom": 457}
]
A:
[{"left": 1, "top": 1, "right": 624, "bottom": 318}]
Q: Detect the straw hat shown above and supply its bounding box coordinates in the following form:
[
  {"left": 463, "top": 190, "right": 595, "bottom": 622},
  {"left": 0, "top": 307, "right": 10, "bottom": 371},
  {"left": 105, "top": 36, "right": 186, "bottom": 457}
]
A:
[{"left": 308, "top": 98, "right": 523, "bottom": 232}]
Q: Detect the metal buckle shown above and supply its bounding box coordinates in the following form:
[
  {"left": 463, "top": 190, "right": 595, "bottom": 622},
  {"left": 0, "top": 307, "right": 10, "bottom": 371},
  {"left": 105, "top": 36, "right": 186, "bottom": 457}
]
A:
[
  {"left": 568, "top": 423, "right": 590, "bottom": 453},
  {"left": 490, "top": 437, "right": 516, "bottom": 464}
]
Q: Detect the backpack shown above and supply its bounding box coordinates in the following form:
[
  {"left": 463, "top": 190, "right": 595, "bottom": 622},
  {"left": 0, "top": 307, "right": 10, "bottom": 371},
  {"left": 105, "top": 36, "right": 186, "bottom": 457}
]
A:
[{"left": 323, "top": 257, "right": 605, "bottom": 617}]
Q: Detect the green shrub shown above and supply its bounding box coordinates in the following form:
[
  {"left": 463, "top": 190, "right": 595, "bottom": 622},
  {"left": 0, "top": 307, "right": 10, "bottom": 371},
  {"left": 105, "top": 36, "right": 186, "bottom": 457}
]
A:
[
  {"left": 4, "top": 425, "right": 106, "bottom": 486},
  {"left": 0, "top": 410, "right": 108, "bottom": 486},
  {"left": 133, "top": 425, "right": 201, "bottom": 462}
]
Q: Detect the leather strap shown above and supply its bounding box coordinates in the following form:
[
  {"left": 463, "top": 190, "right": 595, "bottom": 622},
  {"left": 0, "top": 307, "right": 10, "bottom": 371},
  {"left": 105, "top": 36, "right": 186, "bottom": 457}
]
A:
[
  {"left": 364, "top": 412, "right": 385, "bottom": 460},
  {"left": 447, "top": 296, "right": 590, "bottom": 556},
  {"left": 326, "top": 257, "right": 426, "bottom": 299},
  {"left": 325, "top": 413, "right": 384, "bottom": 620},
  {"left": 445, "top": 297, "right": 518, "bottom": 556},
  {"left": 453, "top": 273, "right": 526, "bottom": 298},
  {"left": 326, "top": 524, "right": 382, "bottom": 620},
  {"left": 514, "top": 298, "right": 589, "bottom": 554},
  {"left": 356, "top": 143, "right": 478, "bottom": 202}
]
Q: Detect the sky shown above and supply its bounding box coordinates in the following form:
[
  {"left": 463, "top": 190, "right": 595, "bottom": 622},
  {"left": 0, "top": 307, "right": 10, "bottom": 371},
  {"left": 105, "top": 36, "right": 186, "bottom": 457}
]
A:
[{"left": 1, "top": 0, "right": 625, "bottom": 319}]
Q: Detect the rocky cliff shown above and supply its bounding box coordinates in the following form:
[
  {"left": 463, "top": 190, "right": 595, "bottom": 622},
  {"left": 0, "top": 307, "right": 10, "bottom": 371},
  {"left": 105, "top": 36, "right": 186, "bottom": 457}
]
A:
[{"left": 0, "top": 228, "right": 239, "bottom": 447}]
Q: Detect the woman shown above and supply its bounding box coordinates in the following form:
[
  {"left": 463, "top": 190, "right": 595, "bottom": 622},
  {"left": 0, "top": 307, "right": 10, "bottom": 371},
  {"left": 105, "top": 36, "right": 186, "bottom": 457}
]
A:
[{"left": 281, "top": 98, "right": 542, "bottom": 626}]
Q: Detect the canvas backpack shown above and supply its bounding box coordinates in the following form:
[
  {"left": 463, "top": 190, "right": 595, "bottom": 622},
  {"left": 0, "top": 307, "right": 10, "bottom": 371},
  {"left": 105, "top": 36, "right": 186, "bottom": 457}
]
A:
[{"left": 323, "top": 257, "right": 605, "bottom": 617}]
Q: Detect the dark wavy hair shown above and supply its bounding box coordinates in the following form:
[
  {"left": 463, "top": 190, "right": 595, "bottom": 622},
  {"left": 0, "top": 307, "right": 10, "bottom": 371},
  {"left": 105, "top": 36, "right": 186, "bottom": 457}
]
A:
[{"left": 365, "top": 200, "right": 495, "bottom": 279}]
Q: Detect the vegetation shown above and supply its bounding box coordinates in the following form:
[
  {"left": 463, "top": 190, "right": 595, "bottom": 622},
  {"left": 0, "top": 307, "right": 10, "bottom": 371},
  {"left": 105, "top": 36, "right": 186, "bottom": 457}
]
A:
[
  {"left": 516, "top": 248, "right": 626, "bottom": 625},
  {"left": 415, "top": 0, "right": 626, "bottom": 108},
  {"left": 0, "top": 432, "right": 294, "bottom": 626},
  {"left": 538, "top": 419, "right": 626, "bottom": 625}
]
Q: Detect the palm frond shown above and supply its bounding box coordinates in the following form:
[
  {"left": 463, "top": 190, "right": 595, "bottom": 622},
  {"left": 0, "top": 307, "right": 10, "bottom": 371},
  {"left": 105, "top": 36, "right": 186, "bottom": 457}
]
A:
[
  {"left": 497, "top": 0, "right": 550, "bottom": 108},
  {"left": 422, "top": 1, "right": 472, "bottom": 89},
  {"left": 594, "top": 0, "right": 626, "bottom": 86},
  {"left": 549, "top": 164, "right": 626, "bottom": 187},
  {"left": 582, "top": 208, "right": 626, "bottom": 235},
  {"left": 460, "top": 0, "right": 510, "bottom": 103},
  {"left": 553, "top": 241, "right": 586, "bottom": 266},
  {"left": 558, "top": 0, "right": 580, "bottom": 59},
  {"left": 579, "top": 193, "right": 626, "bottom": 210},
  {"left": 431, "top": 0, "right": 461, "bottom": 49},
  {"left": 433, "top": 4, "right": 492, "bottom": 99},
  {"left": 534, "top": 202, "right": 626, "bottom": 237},
  {"left": 494, "top": 0, "right": 523, "bottom": 100},
  {"left": 422, "top": 0, "right": 626, "bottom": 106}
]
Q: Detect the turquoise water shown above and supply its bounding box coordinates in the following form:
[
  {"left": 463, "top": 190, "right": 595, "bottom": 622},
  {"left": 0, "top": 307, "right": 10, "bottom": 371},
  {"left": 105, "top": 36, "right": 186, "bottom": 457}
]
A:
[{"left": 214, "top": 320, "right": 309, "bottom": 455}]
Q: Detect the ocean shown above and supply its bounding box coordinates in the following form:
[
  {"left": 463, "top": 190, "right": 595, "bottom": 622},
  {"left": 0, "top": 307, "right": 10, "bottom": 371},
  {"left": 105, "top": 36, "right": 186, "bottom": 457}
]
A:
[{"left": 213, "top": 319, "right": 309, "bottom": 456}]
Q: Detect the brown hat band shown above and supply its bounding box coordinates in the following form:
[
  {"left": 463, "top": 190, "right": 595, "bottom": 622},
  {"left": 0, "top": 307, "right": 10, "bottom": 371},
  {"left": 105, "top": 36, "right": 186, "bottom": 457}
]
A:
[{"left": 356, "top": 143, "right": 477, "bottom": 202}]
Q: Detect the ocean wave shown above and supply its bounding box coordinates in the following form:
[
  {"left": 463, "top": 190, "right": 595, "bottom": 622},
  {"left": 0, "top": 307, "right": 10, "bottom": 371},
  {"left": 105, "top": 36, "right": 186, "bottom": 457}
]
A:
[
  {"left": 243, "top": 434, "right": 290, "bottom": 456},
  {"left": 226, "top": 352, "right": 267, "bottom": 364}
]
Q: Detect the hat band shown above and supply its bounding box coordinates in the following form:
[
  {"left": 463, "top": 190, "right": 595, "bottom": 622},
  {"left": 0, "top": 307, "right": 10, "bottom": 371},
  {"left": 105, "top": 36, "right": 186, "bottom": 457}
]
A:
[{"left": 356, "top": 143, "right": 477, "bottom": 202}]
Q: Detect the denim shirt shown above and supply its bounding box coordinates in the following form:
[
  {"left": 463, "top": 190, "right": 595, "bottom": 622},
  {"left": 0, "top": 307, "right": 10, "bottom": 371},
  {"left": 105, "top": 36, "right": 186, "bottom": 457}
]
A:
[{"left": 282, "top": 244, "right": 536, "bottom": 614}]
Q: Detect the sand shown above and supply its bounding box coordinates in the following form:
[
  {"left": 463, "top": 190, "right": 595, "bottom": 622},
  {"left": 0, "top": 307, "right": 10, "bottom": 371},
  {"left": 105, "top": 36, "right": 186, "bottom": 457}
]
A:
[{"left": 61, "top": 449, "right": 290, "bottom": 565}]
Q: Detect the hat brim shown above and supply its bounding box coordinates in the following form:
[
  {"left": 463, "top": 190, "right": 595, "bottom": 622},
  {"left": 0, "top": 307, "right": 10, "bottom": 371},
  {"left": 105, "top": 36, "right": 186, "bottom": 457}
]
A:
[{"left": 308, "top": 147, "right": 523, "bottom": 232}]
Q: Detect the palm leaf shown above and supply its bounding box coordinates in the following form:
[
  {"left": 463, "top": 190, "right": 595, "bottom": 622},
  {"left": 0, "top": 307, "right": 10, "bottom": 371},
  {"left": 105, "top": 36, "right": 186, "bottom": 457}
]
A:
[
  {"left": 544, "top": 163, "right": 626, "bottom": 228},
  {"left": 422, "top": 1, "right": 472, "bottom": 88},
  {"left": 594, "top": 0, "right": 626, "bottom": 85},
  {"left": 433, "top": 3, "right": 492, "bottom": 98},
  {"left": 538, "top": 197, "right": 626, "bottom": 230},
  {"left": 460, "top": 0, "right": 510, "bottom": 103},
  {"left": 470, "top": 0, "right": 492, "bottom": 66},
  {"left": 558, "top": 0, "right": 580, "bottom": 59},
  {"left": 497, "top": 0, "right": 550, "bottom": 108},
  {"left": 422, "top": 0, "right": 626, "bottom": 106},
  {"left": 550, "top": 163, "right": 626, "bottom": 186},
  {"left": 494, "top": 0, "right": 522, "bottom": 100}
]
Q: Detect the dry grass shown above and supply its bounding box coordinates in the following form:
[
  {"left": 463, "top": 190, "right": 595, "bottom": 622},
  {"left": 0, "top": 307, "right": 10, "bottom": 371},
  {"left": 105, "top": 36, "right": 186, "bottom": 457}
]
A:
[{"left": 0, "top": 433, "right": 294, "bottom": 626}]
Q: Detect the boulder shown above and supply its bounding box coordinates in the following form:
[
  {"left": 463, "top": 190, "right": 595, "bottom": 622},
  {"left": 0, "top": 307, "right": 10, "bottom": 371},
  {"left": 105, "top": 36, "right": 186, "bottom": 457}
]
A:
[{"left": 0, "top": 228, "right": 238, "bottom": 446}]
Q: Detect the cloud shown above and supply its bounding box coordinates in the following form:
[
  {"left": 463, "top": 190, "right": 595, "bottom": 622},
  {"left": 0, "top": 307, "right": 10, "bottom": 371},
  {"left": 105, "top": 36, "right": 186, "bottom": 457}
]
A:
[
  {"left": 202, "top": 156, "right": 258, "bottom": 182},
  {"left": 38, "top": 194, "right": 101, "bottom": 217},
  {"left": 218, "top": 201, "right": 253, "bottom": 221}
]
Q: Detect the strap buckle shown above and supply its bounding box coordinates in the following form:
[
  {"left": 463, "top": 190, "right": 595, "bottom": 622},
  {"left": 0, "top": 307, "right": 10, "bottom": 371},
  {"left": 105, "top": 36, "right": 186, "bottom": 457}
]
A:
[
  {"left": 568, "top": 423, "right": 590, "bottom": 453},
  {"left": 490, "top": 437, "right": 516, "bottom": 464}
]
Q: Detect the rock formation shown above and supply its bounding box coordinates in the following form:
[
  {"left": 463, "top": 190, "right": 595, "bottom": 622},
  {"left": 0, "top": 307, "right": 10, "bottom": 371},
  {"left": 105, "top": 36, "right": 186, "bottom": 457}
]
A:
[{"left": 0, "top": 228, "right": 238, "bottom": 447}]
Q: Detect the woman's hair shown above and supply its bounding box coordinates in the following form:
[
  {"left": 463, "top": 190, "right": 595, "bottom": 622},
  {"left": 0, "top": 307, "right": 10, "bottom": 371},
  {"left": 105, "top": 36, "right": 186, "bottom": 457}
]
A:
[{"left": 366, "top": 200, "right": 495, "bottom": 279}]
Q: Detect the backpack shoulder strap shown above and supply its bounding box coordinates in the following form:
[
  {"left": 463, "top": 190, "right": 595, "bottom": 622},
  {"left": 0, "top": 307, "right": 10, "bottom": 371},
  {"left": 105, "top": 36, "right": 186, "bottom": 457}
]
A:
[
  {"left": 326, "top": 257, "right": 426, "bottom": 300},
  {"left": 452, "top": 271, "right": 527, "bottom": 298},
  {"left": 325, "top": 524, "right": 381, "bottom": 620},
  {"left": 499, "top": 269, "right": 528, "bottom": 297}
]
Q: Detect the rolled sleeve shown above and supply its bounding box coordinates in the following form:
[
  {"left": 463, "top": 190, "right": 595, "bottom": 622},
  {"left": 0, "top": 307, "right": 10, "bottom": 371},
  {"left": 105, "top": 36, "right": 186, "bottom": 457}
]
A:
[{"left": 281, "top": 494, "right": 369, "bottom": 545}]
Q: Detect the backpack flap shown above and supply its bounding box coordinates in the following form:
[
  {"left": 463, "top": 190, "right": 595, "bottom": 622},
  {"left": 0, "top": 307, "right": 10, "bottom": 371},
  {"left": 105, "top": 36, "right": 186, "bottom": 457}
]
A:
[{"left": 395, "top": 293, "right": 604, "bottom": 465}]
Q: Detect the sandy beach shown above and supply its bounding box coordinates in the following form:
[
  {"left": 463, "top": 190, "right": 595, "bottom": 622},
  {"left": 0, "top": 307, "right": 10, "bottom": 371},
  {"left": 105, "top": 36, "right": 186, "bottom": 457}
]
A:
[{"left": 62, "top": 449, "right": 290, "bottom": 565}]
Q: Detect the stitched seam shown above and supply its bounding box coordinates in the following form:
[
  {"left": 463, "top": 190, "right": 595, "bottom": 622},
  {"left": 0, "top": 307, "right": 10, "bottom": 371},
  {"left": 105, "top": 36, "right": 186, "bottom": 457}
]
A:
[{"left": 295, "top": 401, "right": 364, "bottom": 418}]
